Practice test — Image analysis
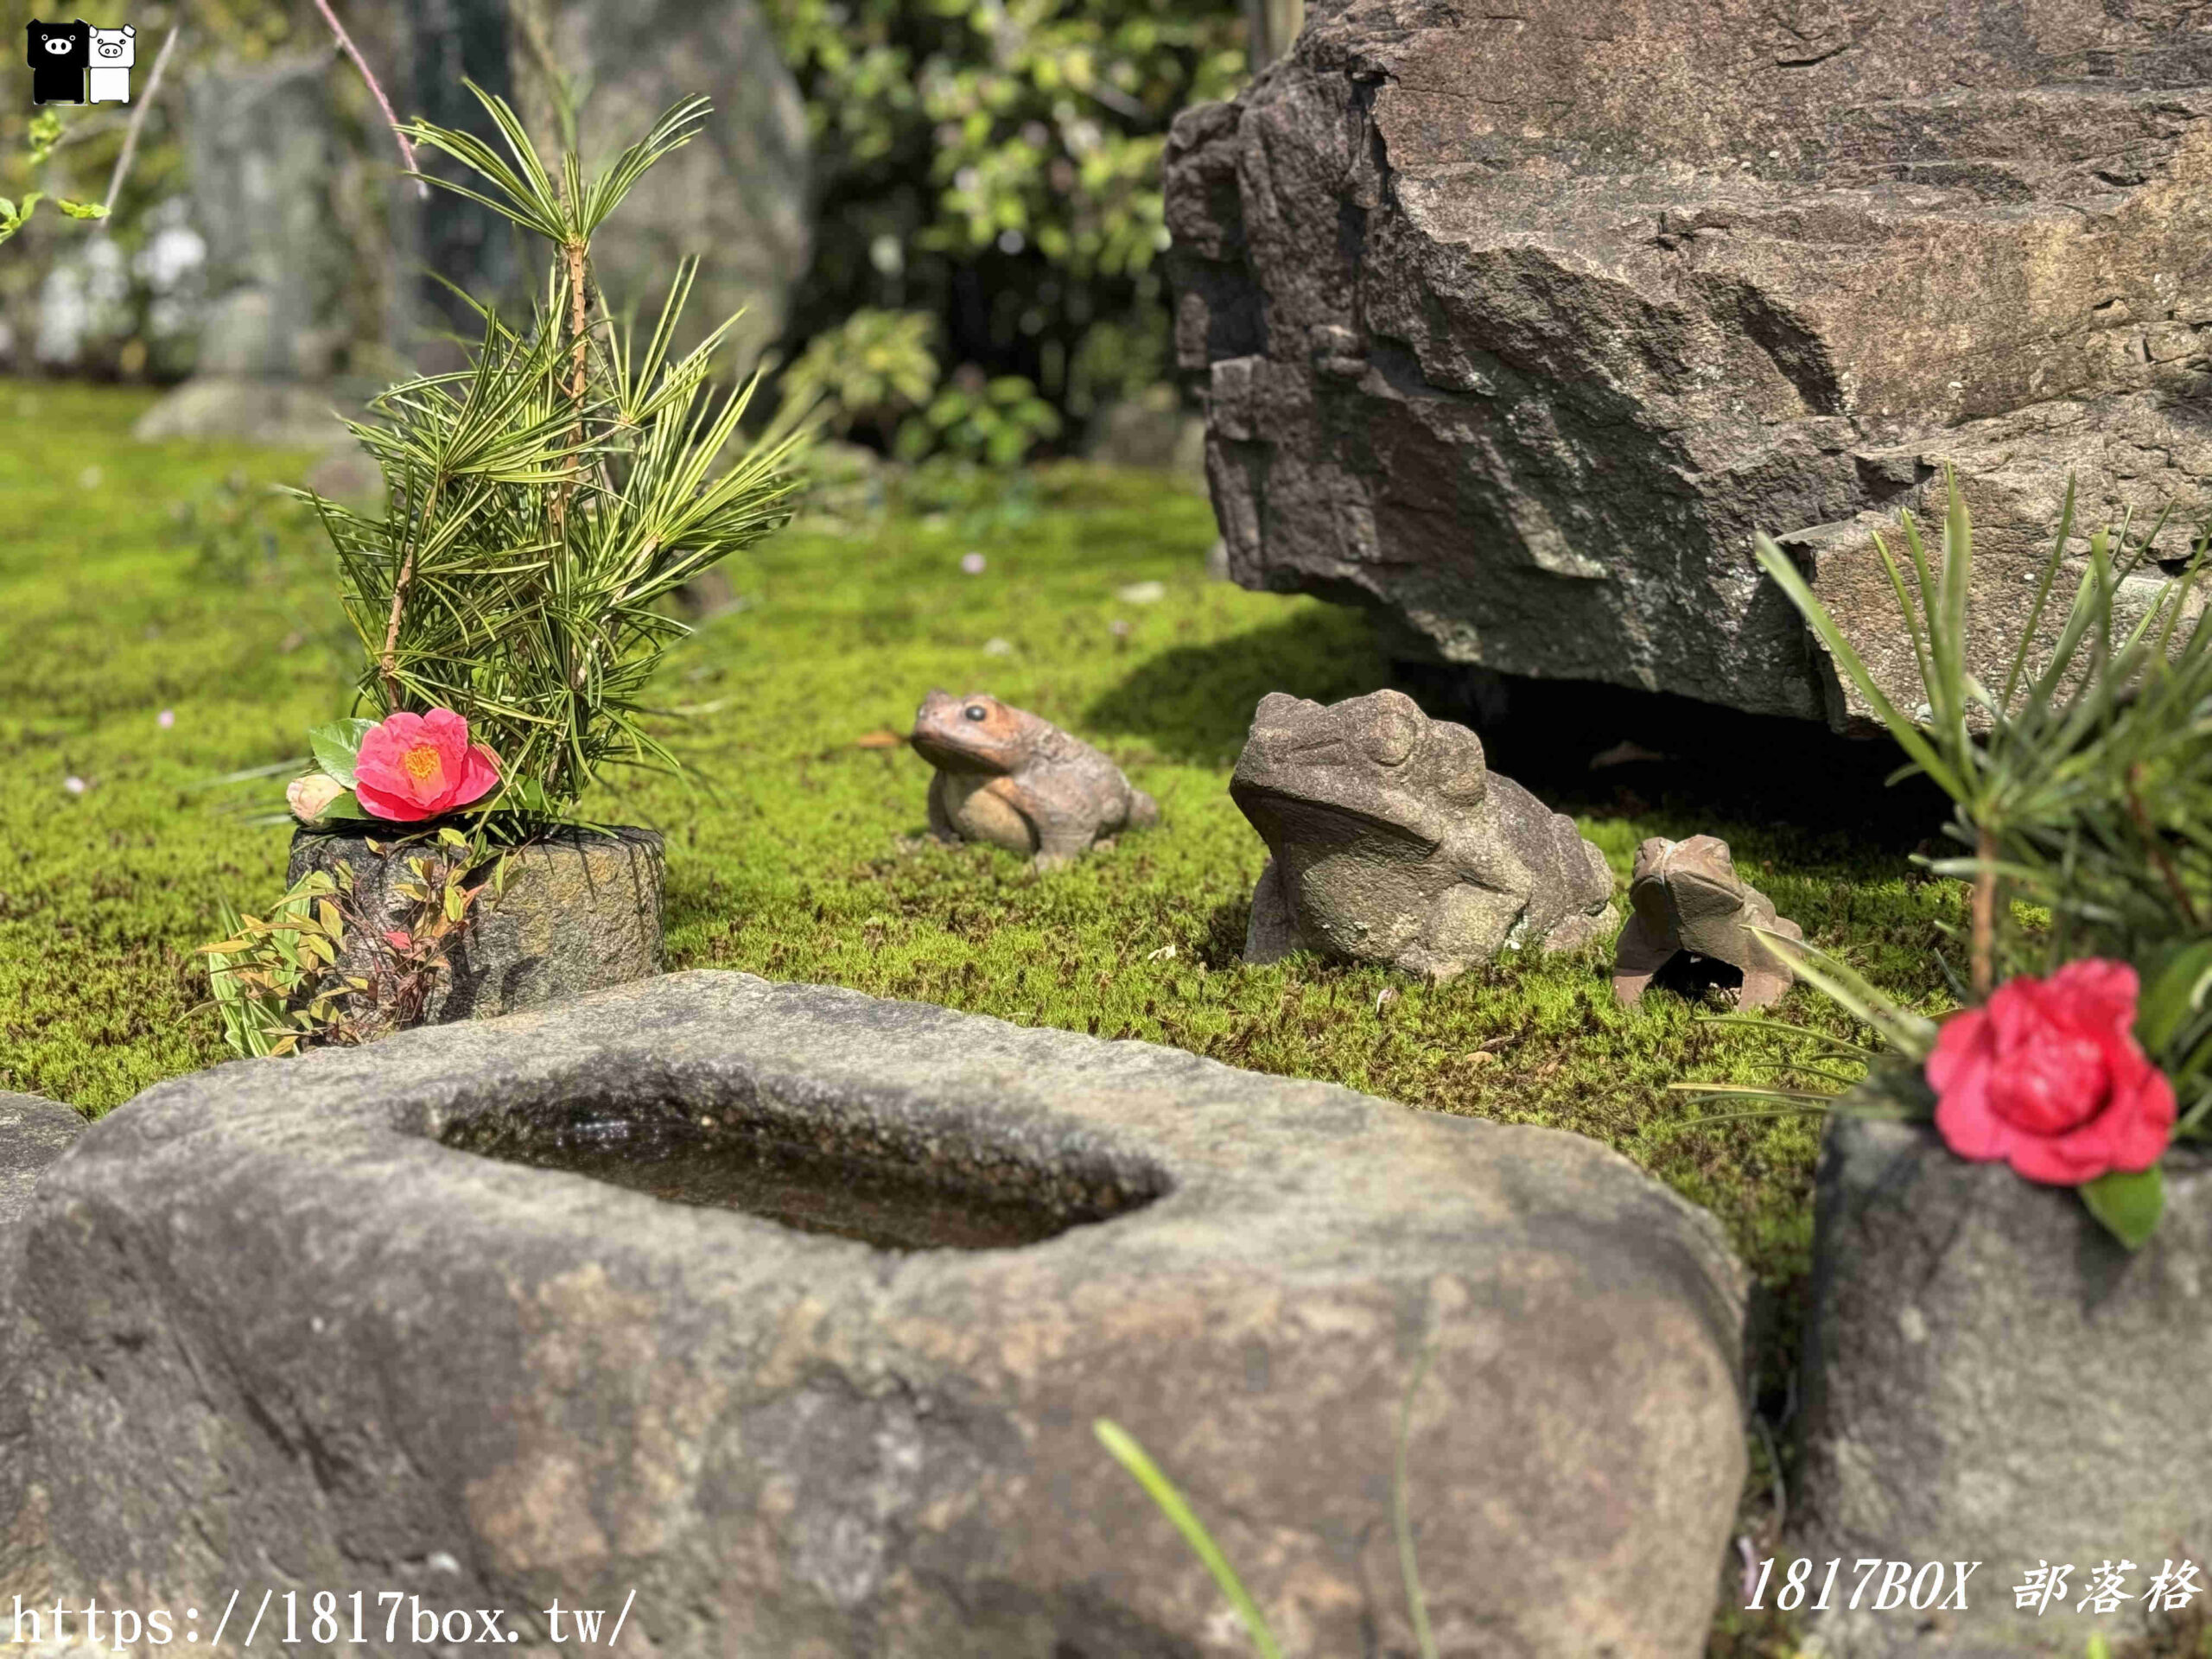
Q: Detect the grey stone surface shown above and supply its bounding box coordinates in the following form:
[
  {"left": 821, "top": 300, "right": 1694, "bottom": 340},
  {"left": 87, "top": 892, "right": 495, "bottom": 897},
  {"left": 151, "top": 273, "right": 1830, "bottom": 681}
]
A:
[
  {"left": 1795, "top": 1114, "right": 2212, "bottom": 1657},
  {"left": 1233, "top": 688, "right": 1617, "bottom": 977},
  {"left": 134, "top": 55, "right": 359, "bottom": 447},
  {"left": 0, "top": 1094, "right": 84, "bottom": 1230},
  {"left": 1086, "top": 385, "right": 1210, "bottom": 483},
  {"left": 3, "top": 971, "right": 1748, "bottom": 1657},
  {"left": 287, "top": 824, "right": 664, "bottom": 1025},
  {"left": 1164, "top": 0, "right": 2212, "bottom": 729},
  {"left": 400, "top": 0, "right": 527, "bottom": 354},
  {"left": 0, "top": 1095, "right": 84, "bottom": 1599},
  {"left": 1614, "top": 836, "right": 1802, "bottom": 1009},
  {"left": 509, "top": 0, "right": 812, "bottom": 368}
]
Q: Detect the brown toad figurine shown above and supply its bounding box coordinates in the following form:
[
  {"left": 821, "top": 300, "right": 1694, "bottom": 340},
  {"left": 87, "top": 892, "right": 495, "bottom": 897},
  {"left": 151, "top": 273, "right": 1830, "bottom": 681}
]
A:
[
  {"left": 1612, "top": 835, "right": 1802, "bottom": 1008},
  {"left": 911, "top": 690, "right": 1159, "bottom": 869}
]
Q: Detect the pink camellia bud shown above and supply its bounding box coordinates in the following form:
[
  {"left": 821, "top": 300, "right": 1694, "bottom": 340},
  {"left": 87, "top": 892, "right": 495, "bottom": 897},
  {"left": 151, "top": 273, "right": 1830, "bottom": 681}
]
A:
[{"left": 287, "top": 772, "right": 346, "bottom": 824}]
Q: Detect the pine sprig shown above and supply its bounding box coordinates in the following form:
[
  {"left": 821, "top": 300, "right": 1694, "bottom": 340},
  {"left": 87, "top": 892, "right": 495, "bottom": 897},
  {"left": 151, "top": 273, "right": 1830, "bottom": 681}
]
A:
[
  {"left": 294, "top": 83, "right": 811, "bottom": 823},
  {"left": 1748, "top": 470, "right": 2212, "bottom": 1133}
]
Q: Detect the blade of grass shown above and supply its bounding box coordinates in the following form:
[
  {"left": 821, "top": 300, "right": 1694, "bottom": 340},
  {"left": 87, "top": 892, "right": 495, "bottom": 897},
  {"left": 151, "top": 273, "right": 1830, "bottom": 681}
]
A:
[{"left": 1093, "top": 1420, "right": 1284, "bottom": 1659}]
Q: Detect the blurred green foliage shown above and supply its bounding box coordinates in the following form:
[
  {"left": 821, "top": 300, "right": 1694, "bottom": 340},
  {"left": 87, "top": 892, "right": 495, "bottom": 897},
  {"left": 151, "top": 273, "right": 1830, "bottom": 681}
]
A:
[
  {"left": 777, "top": 305, "right": 941, "bottom": 442},
  {"left": 895, "top": 362, "right": 1061, "bottom": 466},
  {"left": 0, "top": 111, "right": 109, "bottom": 246},
  {"left": 764, "top": 0, "right": 1244, "bottom": 441},
  {"left": 0, "top": 0, "right": 397, "bottom": 382}
]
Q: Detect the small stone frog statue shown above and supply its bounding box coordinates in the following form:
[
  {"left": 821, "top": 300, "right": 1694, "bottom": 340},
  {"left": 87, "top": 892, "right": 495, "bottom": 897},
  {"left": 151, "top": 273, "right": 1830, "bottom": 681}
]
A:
[
  {"left": 910, "top": 690, "right": 1159, "bottom": 869},
  {"left": 1230, "top": 689, "right": 1618, "bottom": 981},
  {"left": 1611, "top": 834, "right": 1802, "bottom": 1008}
]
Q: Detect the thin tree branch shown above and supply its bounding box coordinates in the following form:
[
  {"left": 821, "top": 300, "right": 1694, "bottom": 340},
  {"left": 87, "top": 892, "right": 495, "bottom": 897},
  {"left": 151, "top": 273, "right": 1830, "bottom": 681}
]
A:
[
  {"left": 99, "top": 24, "right": 181, "bottom": 217},
  {"left": 1970, "top": 824, "right": 1999, "bottom": 999},
  {"left": 550, "top": 240, "right": 590, "bottom": 532},
  {"left": 379, "top": 472, "right": 447, "bottom": 713},
  {"left": 378, "top": 549, "right": 416, "bottom": 712},
  {"left": 311, "top": 0, "right": 430, "bottom": 200}
]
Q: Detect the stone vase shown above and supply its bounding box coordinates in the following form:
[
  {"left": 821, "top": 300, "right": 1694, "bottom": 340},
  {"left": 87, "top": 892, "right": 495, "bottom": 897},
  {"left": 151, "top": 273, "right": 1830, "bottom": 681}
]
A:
[
  {"left": 1793, "top": 1115, "right": 2212, "bottom": 1657},
  {"left": 286, "top": 824, "right": 664, "bottom": 1026}
]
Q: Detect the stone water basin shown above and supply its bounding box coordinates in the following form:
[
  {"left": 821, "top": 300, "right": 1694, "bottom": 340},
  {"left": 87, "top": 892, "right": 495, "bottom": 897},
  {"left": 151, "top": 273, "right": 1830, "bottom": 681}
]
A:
[{"left": 3, "top": 971, "right": 1748, "bottom": 1656}]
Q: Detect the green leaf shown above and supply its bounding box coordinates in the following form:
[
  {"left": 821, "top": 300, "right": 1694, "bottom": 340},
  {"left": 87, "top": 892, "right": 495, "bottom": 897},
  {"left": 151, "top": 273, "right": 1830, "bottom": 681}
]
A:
[
  {"left": 54, "top": 199, "right": 107, "bottom": 219},
  {"left": 2082, "top": 1166, "right": 2164, "bottom": 1251},
  {"left": 1749, "top": 928, "right": 1940, "bottom": 1062},
  {"left": 315, "top": 789, "right": 377, "bottom": 823},
  {"left": 308, "top": 718, "right": 376, "bottom": 789},
  {"left": 2135, "top": 940, "right": 2212, "bottom": 1058}
]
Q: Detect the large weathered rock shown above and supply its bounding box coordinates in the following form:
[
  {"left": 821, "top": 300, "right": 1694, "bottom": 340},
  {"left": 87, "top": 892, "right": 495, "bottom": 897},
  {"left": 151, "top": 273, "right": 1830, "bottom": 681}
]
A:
[
  {"left": 0, "top": 1095, "right": 83, "bottom": 1599},
  {"left": 134, "top": 55, "right": 361, "bottom": 448},
  {"left": 0, "top": 1094, "right": 83, "bottom": 1231},
  {"left": 1234, "top": 688, "right": 1617, "bottom": 977},
  {"left": 3, "top": 971, "right": 1748, "bottom": 1657},
  {"left": 1165, "top": 0, "right": 2212, "bottom": 729},
  {"left": 287, "top": 825, "right": 664, "bottom": 1024},
  {"left": 508, "top": 0, "right": 812, "bottom": 366},
  {"left": 1795, "top": 1114, "right": 2212, "bottom": 1656}
]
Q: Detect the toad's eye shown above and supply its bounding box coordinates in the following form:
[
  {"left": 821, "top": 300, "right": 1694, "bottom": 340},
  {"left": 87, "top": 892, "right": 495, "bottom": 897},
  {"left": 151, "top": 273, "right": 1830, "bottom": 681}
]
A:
[
  {"left": 963, "top": 704, "right": 988, "bottom": 721},
  {"left": 1364, "top": 704, "right": 1419, "bottom": 766}
]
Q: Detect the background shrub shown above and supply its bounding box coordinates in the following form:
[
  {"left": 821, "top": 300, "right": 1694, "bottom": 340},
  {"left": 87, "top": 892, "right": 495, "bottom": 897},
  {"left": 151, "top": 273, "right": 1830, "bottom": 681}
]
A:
[{"left": 764, "top": 0, "right": 1245, "bottom": 442}]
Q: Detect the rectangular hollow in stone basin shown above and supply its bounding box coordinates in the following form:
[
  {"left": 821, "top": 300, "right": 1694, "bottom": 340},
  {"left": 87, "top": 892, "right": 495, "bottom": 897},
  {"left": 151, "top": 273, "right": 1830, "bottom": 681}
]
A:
[{"left": 438, "top": 1094, "right": 1164, "bottom": 1252}]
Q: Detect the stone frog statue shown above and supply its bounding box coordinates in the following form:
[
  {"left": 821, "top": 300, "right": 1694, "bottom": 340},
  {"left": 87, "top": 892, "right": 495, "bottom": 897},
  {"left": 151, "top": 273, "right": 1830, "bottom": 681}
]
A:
[
  {"left": 1230, "top": 689, "right": 1617, "bottom": 981},
  {"left": 1612, "top": 834, "right": 1802, "bottom": 1009},
  {"left": 910, "top": 690, "right": 1159, "bottom": 869}
]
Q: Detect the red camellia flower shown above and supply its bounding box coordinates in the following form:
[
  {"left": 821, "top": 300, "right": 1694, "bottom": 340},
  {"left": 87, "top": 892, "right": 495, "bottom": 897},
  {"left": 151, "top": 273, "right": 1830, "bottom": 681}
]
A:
[
  {"left": 353, "top": 709, "right": 500, "bottom": 823},
  {"left": 1926, "top": 959, "right": 2176, "bottom": 1185}
]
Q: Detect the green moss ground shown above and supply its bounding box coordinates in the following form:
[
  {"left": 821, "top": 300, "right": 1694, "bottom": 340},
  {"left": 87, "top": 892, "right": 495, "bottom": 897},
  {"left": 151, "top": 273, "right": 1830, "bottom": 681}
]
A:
[{"left": 0, "top": 380, "right": 1962, "bottom": 1300}]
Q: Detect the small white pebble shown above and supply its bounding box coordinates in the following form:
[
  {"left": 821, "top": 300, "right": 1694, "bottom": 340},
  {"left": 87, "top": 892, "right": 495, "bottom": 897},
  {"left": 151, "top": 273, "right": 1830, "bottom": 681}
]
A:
[
  {"left": 78, "top": 464, "right": 101, "bottom": 489},
  {"left": 62, "top": 775, "right": 86, "bottom": 795},
  {"left": 960, "top": 551, "right": 987, "bottom": 575},
  {"left": 1116, "top": 580, "right": 1166, "bottom": 604},
  {"left": 982, "top": 637, "right": 1014, "bottom": 657}
]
